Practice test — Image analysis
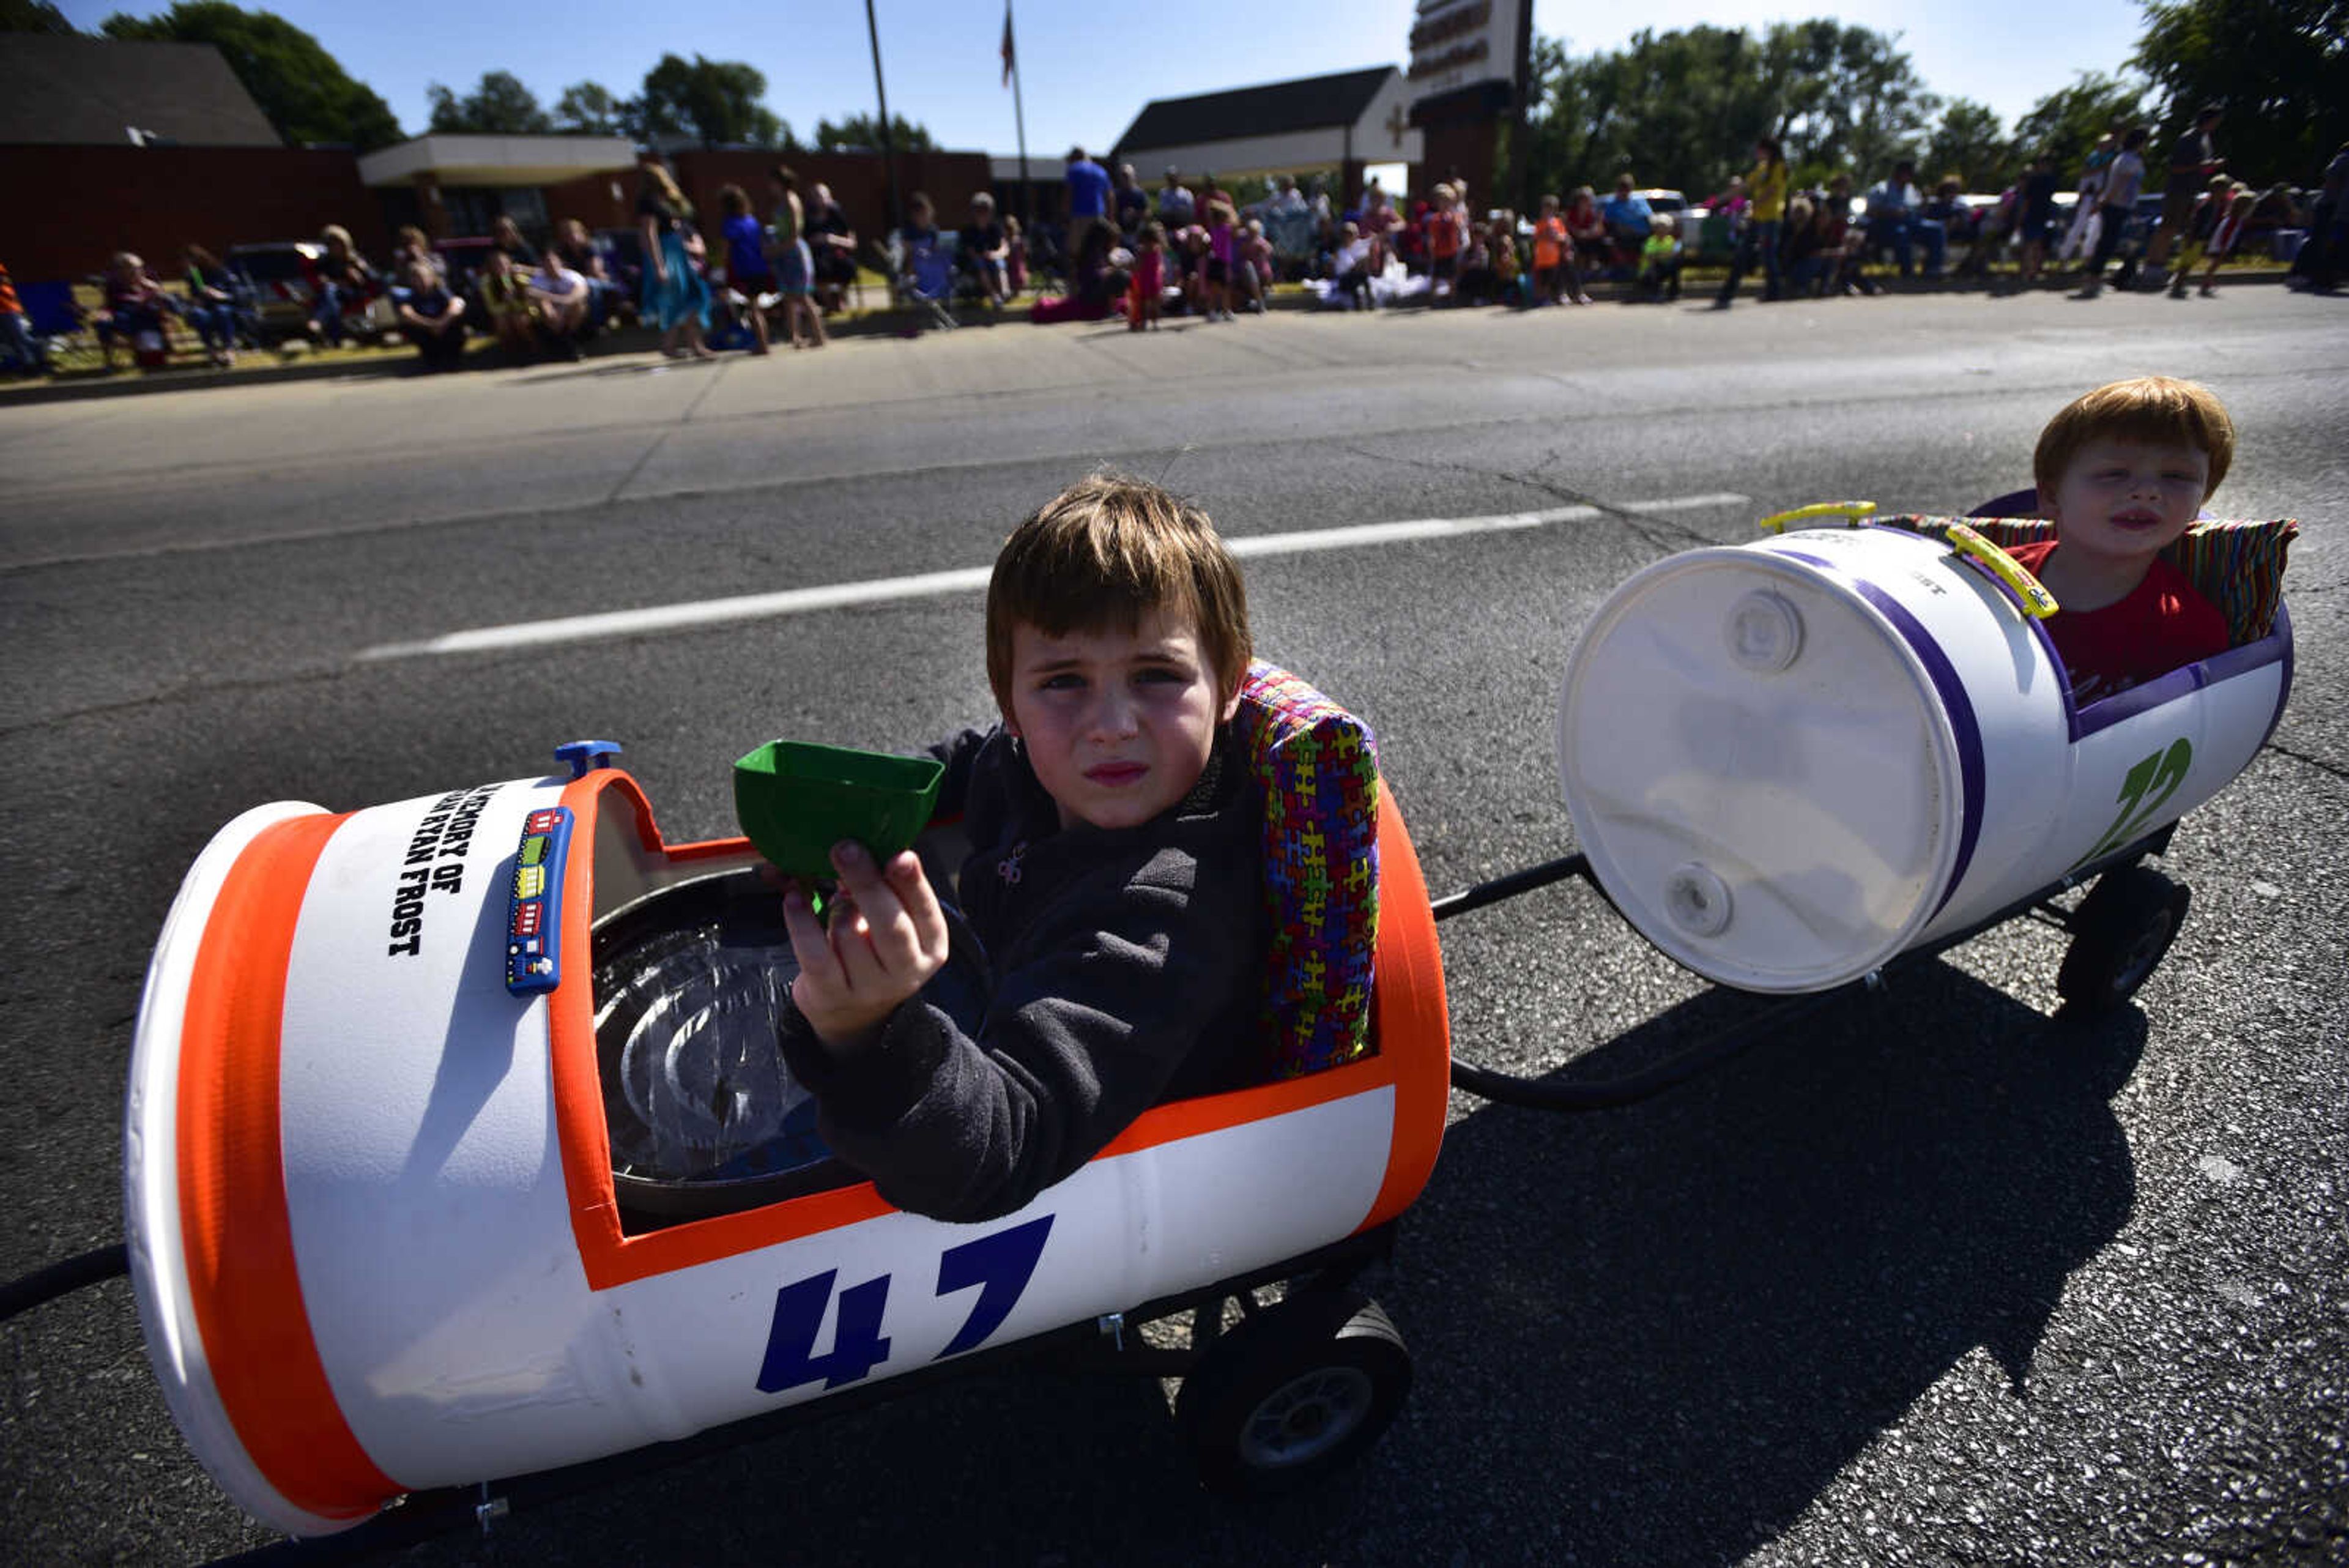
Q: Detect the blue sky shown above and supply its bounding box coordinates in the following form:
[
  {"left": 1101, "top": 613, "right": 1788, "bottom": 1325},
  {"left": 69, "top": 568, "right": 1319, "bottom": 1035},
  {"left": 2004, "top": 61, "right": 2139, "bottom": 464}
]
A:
[{"left": 62, "top": 2, "right": 2151, "bottom": 157}]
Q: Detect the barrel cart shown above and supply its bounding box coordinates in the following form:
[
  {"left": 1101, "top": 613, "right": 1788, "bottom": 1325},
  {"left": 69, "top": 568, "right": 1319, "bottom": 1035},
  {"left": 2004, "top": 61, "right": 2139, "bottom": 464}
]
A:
[{"left": 0, "top": 503, "right": 2297, "bottom": 1563}]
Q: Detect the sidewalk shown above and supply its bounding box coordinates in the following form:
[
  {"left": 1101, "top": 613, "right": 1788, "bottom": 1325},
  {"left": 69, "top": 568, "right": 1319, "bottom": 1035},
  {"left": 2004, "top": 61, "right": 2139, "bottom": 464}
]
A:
[{"left": 2, "top": 264, "right": 2300, "bottom": 411}]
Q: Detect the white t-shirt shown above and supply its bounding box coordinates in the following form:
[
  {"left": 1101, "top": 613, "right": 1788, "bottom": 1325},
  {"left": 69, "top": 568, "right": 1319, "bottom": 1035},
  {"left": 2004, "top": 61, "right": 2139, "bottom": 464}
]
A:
[
  {"left": 2101, "top": 152, "right": 2147, "bottom": 210},
  {"left": 1334, "top": 239, "right": 1373, "bottom": 273},
  {"left": 529, "top": 263, "right": 585, "bottom": 300}
]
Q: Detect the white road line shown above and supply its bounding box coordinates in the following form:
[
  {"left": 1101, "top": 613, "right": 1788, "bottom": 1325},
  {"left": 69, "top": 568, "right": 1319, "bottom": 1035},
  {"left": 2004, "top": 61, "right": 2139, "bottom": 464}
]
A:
[{"left": 355, "top": 491, "right": 1751, "bottom": 661}]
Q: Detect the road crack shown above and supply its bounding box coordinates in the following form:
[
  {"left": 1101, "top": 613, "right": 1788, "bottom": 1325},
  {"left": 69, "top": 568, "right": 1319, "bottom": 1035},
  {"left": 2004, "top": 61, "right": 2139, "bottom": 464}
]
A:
[{"left": 1335, "top": 442, "right": 1718, "bottom": 555}]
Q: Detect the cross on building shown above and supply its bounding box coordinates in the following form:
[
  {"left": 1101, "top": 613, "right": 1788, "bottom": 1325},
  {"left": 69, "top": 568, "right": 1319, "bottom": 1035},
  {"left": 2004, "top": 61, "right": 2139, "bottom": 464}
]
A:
[{"left": 1385, "top": 104, "right": 1409, "bottom": 149}]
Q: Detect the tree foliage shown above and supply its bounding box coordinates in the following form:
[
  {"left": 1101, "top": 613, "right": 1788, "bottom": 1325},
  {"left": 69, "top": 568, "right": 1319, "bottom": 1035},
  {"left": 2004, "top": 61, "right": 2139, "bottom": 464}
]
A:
[
  {"left": 553, "top": 80, "right": 626, "bottom": 136},
  {"left": 2011, "top": 71, "right": 2150, "bottom": 179},
  {"left": 426, "top": 70, "right": 552, "bottom": 136},
  {"left": 98, "top": 2, "right": 403, "bottom": 150},
  {"left": 2131, "top": 0, "right": 2347, "bottom": 184},
  {"left": 1513, "top": 20, "right": 1941, "bottom": 202},
  {"left": 1922, "top": 98, "right": 2014, "bottom": 190},
  {"left": 812, "top": 112, "right": 937, "bottom": 155},
  {"left": 1, "top": 0, "right": 78, "bottom": 33},
  {"left": 637, "top": 53, "right": 791, "bottom": 148}
]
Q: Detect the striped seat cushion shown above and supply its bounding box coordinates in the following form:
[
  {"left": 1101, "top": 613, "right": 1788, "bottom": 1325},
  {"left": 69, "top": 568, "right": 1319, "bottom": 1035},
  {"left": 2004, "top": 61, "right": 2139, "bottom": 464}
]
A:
[
  {"left": 1236, "top": 663, "right": 1381, "bottom": 1077},
  {"left": 1876, "top": 514, "right": 2298, "bottom": 646}
]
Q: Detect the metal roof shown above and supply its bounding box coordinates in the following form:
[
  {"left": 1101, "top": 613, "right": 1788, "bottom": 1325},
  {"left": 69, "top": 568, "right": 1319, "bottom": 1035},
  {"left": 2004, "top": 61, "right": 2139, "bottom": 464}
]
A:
[
  {"left": 0, "top": 35, "right": 279, "bottom": 147},
  {"left": 1113, "top": 67, "right": 1399, "bottom": 157}
]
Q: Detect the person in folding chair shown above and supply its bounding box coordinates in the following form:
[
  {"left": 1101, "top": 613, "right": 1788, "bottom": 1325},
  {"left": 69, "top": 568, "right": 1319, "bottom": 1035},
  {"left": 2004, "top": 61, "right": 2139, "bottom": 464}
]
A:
[{"left": 895, "top": 192, "right": 957, "bottom": 331}]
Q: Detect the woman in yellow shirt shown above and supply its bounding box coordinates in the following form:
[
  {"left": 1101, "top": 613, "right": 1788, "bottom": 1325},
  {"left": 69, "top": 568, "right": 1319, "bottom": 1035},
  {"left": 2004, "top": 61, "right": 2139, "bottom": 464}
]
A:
[{"left": 1716, "top": 135, "right": 1791, "bottom": 307}]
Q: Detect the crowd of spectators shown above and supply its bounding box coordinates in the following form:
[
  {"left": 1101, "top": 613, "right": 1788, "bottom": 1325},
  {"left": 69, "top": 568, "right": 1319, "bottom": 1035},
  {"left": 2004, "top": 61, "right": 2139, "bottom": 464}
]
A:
[{"left": 6, "top": 129, "right": 2342, "bottom": 382}]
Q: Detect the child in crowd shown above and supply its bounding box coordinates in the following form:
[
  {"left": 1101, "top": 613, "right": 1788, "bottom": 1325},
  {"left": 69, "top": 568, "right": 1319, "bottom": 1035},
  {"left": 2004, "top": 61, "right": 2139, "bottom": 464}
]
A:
[
  {"left": 1129, "top": 219, "right": 1165, "bottom": 330},
  {"left": 1637, "top": 215, "right": 1682, "bottom": 300},
  {"left": 1330, "top": 220, "right": 1375, "bottom": 310},
  {"left": 772, "top": 475, "right": 1266, "bottom": 1222},
  {"left": 1204, "top": 201, "right": 1238, "bottom": 321},
  {"left": 393, "top": 256, "right": 468, "bottom": 373},
  {"left": 1178, "top": 223, "right": 1211, "bottom": 316},
  {"left": 1425, "top": 182, "right": 1466, "bottom": 303},
  {"left": 2176, "top": 180, "right": 2255, "bottom": 299},
  {"left": 1004, "top": 214, "right": 1028, "bottom": 296},
  {"left": 1532, "top": 194, "right": 1570, "bottom": 305},
  {"left": 2012, "top": 377, "right": 2235, "bottom": 702},
  {"left": 1239, "top": 218, "right": 1274, "bottom": 313},
  {"left": 1488, "top": 214, "right": 1524, "bottom": 306},
  {"left": 526, "top": 251, "right": 592, "bottom": 359},
  {"left": 475, "top": 247, "right": 536, "bottom": 361},
  {"left": 718, "top": 184, "right": 774, "bottom": 356}
]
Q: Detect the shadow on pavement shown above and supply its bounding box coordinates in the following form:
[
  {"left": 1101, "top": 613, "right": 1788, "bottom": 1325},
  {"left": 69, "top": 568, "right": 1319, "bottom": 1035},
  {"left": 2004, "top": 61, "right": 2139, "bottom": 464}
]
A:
[{"left": 392, "top": 959, "right": 2140, "bottom": 1568}]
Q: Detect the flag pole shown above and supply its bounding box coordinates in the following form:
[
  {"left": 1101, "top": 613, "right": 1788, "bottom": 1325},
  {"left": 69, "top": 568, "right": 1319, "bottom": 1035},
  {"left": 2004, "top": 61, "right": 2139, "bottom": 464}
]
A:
[{"left": 1008, "top": 1, "right": 1030, "bottom": 229}]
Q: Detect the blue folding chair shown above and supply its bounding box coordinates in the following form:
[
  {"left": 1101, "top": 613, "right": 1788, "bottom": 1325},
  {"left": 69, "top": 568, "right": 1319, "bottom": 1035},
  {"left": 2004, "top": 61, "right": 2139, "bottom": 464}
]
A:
[{"left": 17, "top": 279, "right": 102, "bottom": 374}]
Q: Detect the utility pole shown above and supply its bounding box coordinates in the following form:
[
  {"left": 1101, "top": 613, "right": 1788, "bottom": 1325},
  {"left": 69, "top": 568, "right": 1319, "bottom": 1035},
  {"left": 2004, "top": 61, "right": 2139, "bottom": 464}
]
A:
[{"left": 865, "top": 0, "right": 901, "bottom": 236}]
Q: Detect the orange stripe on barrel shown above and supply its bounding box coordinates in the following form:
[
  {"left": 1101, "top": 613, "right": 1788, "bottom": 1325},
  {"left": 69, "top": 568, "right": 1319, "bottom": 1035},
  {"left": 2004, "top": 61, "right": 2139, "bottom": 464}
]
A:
[{"left": 178, "top": 810, "right": 398, "bottom": 1522}]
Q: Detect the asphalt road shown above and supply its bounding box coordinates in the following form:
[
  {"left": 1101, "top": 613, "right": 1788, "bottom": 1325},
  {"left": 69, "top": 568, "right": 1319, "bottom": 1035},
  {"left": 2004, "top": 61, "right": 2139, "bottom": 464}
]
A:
[{"left": 3, "top": 287, "right": 2345, "bottom": 1567}]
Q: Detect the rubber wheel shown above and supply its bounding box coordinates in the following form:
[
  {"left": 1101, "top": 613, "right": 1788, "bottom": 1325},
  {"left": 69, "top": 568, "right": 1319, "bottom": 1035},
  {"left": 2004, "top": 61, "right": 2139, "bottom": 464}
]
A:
[
  {"left": 1174, "top": 1289, "right": 1411, "bottom": 1498},
  {"left": 2056, "top": 864, "right": 2190, "bottom": 1019}
]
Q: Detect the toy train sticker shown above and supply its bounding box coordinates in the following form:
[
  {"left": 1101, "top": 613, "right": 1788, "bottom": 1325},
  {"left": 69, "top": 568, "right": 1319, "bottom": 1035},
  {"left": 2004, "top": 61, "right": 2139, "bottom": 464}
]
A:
[{"left": 505, "top": 806, "right": 573, "bottom": 994}]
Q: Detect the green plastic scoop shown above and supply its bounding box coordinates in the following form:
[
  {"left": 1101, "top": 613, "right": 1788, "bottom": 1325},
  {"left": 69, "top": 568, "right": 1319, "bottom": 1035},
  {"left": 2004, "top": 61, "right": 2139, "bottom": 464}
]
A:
[{"left": 732, "top": 740, "right": 945, "bottom": 879}]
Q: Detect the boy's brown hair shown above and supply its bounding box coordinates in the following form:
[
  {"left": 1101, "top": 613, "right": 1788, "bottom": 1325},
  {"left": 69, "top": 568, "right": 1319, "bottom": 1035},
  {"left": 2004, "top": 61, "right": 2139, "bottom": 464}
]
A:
[
  {"left": 986, "top": 476, "right": 1252, "bottom": 714},
  {"left": 2034, "top": 376, "right": 2236, "bottom": 503}
]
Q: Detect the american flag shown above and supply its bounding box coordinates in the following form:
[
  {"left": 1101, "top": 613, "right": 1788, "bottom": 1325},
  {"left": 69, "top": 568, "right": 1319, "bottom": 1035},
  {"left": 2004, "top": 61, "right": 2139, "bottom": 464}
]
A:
[{"left": 1001, "top": 4, "right": 1016, "bottom": 88}]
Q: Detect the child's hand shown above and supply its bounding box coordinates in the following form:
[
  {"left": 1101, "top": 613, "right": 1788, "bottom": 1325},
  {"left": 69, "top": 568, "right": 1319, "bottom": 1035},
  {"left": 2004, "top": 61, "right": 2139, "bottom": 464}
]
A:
[{"left": 780, "top": 841, "right": 949, "bottom": 1052}]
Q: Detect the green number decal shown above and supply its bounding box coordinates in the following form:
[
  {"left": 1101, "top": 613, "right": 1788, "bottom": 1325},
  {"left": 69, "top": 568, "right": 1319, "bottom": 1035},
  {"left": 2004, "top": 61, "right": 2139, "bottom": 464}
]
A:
[{"left": 2071, "top": 737, "right": 2193, "bottom": 870}]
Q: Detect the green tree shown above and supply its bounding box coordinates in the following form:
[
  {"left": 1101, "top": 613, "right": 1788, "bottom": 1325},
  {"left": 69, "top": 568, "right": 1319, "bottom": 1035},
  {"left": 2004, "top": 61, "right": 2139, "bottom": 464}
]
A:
[
  {"left": 552, "top": 80, "right": 627, "bottom": 136},
  {"left": 1, "top": 1, "right": 80, "bottom": 32},
  {"left": 98, "top": 2, "right": 403, "bottom": 149},
  {"left": 426, "top": 70, "right": 553, "bottom": 135},
  {"left": 2131, "top": 0, "right": 2348, "bottom": 184},
  {"left": 1512, "top": 19, "right": 1938, "bottom": 199},
  {"left": 1923, "top": 98, "right": 2014, "bottom": 190},
  {"left": 638, "top": 53, "right": 790, "bottom": 148},
  {"left": 813, "top": 112, "right": 936, "bottom": 155},
  {"left": 2011, "top": 71, "right": 2150, "bottom": 178}
]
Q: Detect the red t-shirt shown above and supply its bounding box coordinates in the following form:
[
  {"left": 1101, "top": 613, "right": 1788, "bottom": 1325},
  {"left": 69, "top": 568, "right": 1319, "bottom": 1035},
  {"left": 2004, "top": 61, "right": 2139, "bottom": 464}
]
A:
[{"left": 2008, "top": 541, "right": 2230, "bottom": 704}]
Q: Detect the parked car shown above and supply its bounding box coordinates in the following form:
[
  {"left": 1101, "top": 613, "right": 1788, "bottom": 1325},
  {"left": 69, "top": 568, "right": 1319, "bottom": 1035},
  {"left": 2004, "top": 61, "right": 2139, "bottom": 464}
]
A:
[
  {"left": 223, "top": 240, "right": 322, "bottom": 341},
  {"left": 225, "top": 239, "right": 398, "bottom": 346}
]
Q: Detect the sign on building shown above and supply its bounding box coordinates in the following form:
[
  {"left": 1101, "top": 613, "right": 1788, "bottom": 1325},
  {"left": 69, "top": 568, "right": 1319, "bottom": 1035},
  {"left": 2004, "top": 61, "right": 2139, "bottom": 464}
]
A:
[{"left": 1408, "top": 0, "right": 1526, "bottom": 109}]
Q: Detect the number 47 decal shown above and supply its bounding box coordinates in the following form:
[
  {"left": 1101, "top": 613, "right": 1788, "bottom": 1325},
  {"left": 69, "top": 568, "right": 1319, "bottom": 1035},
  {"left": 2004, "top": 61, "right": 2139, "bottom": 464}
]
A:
[{"left": 756, "top": 1214, "right": 1054, "bottom": 1395}]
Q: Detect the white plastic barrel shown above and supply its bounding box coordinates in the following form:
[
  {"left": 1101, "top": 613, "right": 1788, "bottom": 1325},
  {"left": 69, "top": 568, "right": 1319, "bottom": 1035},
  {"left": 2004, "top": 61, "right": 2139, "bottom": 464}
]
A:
[
  {"left": 124, "top": 760, "right": 1442, "bottom": 1536},
  {"left": 1556, "top": 525, "right": 2290, "bottom": 993}
]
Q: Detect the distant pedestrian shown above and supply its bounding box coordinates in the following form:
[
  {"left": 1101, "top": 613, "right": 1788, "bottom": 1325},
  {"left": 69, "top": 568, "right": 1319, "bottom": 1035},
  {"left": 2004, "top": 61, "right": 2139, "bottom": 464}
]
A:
[
  {"left": 1114, "top": 163, "right": 1150, "bottom": 234},
  {"left": 718, "top": 184, "right": 773, "bottom": 356},
  {"left": 1129, "top": 218, "right": 1165, "bottom": 331},
  {"left": 2148, "top": 103, "right": 2224, "bottom": 279},
  {"left": 1716, "top": 136, "right": 1789, "bottom": 307},
  {"left": 768, "top": 164, "right": 826, "bottom": 350},
  {"left": 1531, "top": 193, "right": 1570, "bottom": 304},
  {"left": 2013, "top": 151, "right": 2060, "bottom": 289},
  {"left": 2077, "top": 128, "right": 2150, "bottom": 297},
  {"left": 2057, "top": 127, "right": 2120, "bottom": 264},
  {"left": 1156, "top": 167, "right": 1195, "bottom": 229},
  {"left": 1064, "top": 146, "right": 1110, "bottom": 277},
  {"left": 636, "top": 149, "right": 713, "bottom": 359}
]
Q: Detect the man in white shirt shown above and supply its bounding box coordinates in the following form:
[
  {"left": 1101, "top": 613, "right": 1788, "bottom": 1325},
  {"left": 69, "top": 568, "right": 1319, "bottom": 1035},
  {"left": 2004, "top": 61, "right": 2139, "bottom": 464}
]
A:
[{"left": 2078, "top": 127, "right": 2151, "bottom": 296}]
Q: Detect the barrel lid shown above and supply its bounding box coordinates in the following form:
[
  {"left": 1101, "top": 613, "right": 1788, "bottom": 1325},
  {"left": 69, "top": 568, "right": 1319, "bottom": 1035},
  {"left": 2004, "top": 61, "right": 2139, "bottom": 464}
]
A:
[{"left": 1556, "top": 543, "right": 1961, "bottom": 992}]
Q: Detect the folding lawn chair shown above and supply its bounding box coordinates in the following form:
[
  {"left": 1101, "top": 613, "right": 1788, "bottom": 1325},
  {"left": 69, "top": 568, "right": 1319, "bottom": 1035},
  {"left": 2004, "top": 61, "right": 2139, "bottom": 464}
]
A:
[{"left": 18, "top": 279, "right": 105, "bottom": 374}]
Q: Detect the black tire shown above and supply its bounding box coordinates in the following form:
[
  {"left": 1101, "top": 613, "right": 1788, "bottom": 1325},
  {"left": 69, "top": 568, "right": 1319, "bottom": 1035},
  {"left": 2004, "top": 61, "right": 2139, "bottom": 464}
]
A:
[
  {"left": 1174, "top": 1288, "right": 1411, "bottom": 1498},
  {"left": 2057, "top": 864, "right": 2190, "bottom": 1019}
]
